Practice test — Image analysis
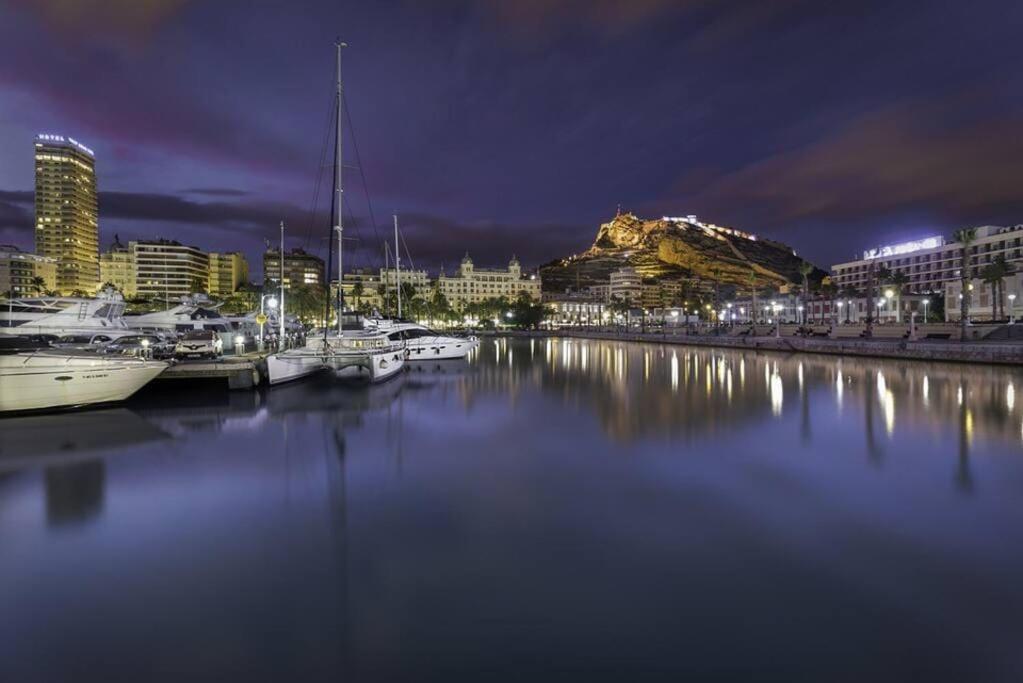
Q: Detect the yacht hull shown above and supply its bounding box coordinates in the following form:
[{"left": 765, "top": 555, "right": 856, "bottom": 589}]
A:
[
  {"left": 405, "top": 337, "right": 478, "bottom": 360},
  {"left": 329, "top": 348, "right": 406, "bottom": 383},
  {"left": 0, "top": 353, "right": 167, "bottom": 413},
  {"left": 266, "top": 349, "right": 326, "bottom": 385}
]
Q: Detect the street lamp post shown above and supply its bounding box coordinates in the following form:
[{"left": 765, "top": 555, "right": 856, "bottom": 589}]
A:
[
  {"left": 883, "top": 289, "right": 894, "bottom": 323},
  {"left": 259, "top": 294, "right": 278, "bottom": 351},
  {"left": 1009, "top": 293, "right": 1017, "bottom": 324},
  {"left": 836, "top": 301, "right": 843, "bottom": 325},
  {"left": 922, "top": 298, "right": 930, "bottom": 325}
]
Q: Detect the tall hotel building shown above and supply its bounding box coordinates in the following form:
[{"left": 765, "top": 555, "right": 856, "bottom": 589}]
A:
[{"left": 34, "top": 134, "right": 99, "bottom": 294}]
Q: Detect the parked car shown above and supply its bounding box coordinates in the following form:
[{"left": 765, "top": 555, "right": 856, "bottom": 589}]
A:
[
  {"left": 101, "top": 334, "right": 176, "bottom": 359},
  {"left": 174, "top": 330, "right": 223, "bottom": 360}
]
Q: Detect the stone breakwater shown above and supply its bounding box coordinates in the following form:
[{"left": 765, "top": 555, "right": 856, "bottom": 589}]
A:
[{"left": 489, "top": 330, "right": 1023, "bottom": 366}]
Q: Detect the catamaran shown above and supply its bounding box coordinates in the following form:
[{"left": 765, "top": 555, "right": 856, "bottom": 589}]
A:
[{"left": 266, "top": 41, "right": 406, "bottom": 385}]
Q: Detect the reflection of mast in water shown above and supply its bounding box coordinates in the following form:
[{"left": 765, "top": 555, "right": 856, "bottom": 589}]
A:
[
  {"left": 323, "top": 412, "right": 350, "bottom": 668},
  {"left": 799, "top": 362, "right": 811, "bottom": 445},
  {"left": 956, "top": 379, "right": 974, "bottom": 494}
]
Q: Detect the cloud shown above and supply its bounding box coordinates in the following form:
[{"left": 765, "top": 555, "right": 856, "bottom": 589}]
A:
[
  {"left": 661, "top": 94, "right": 1023, "bottom": 232},
  {"left": 10, "top": 0, "right": 192, "bottom": 40},
  {"left": 393, "top": 213, "right": 590, "bottom": 270},
  {"left": 180, "top": 188, "right": 251, "bottom": 197}
]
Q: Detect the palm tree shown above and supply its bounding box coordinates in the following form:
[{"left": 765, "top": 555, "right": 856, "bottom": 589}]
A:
[
  {"left": 864, "top": 262, "right": 876, "bottom": 338},
  {"left": 980, "top": 263, "right": 1000, "bottom": 322},
  {"left": 889, "top": 271, "right": 909, "bottom": 323},
  {"left": 30, "top": 276, "right": 46, "bottom": 295},
  {"left": 840, "top": 285, "right": 859, "bottom": 323},
  {"left": 351, "top": 281, "right": 364, "bottom": 310},
  {"left": 798, "top": 261, "right": 813, "bottom": 324},
  {"left": 990, "top": 254, "right": 1014, "bottom": 320},
  {"left": 953, "top": 227, "right": 978, "bottom": 336}
]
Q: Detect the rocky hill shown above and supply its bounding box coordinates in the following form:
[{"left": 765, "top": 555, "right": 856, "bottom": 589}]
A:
[{"left": 540, "top": 213, "right": 825, "bottom": 293}]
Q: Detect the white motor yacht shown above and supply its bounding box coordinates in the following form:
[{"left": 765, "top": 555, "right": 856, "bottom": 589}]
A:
[
  {"left": 0, "top": 337, "right": 167, "bottom": 413},
  {"left": 0, "top": 288, "right": 134, "bottom": 342},
  {"left": 126, "top": 295, "right": 240, "bottom": 351},
  {"left": 370, "top": 319, "right": 478, "bottom": 360}
]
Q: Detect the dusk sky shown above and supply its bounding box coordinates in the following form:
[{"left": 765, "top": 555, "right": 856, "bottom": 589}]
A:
[{"left": 2, "top": 0, "right": 1022, "bottom": 279}]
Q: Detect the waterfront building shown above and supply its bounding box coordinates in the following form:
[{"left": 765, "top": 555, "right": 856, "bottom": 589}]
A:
[
  {"left": 98, "top": 236, "right": 135, "bottom": 296},
  {"left": 608, "top": 267, "right": 642, "bottom": 304},
  {"left": 437, "top": 255, "right": 541, "bottom": 309},
  {"left": 944, "top": 275, "right": 1023, "bottom": 322},
  {"left": 335, "top": 269, "right": 385, "bottom": 311},
  {"left": 0, "top": 245, "right": 57, "bottom": 296},
  {"left": 208, "top": 252, "right": 250, "bottom": 297},
  {"left": 380, "top": 267, "right": 430, "bottom": 293},
  {"left": 264, "top": 248, "right": 325, "bottom": 290},
  {"left": 34, "top": 133, "right": 99, "bottom": 293},
  {"left": 543, "top": 292, "right": 608, "bottom": 326},
  {"left": 832, "top": 226, "right": 1023, "bottom": 294},
  {"left": 832, "top": 225, "right": 1023, "bottom": 321},
  {"left": 131, "top": 239, "right": 209, "bottom": 300}
]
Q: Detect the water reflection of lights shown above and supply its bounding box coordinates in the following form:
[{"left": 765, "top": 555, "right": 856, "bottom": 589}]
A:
[
  {"left": 1008, "top": 383, "right": 1015, "bottom": 411},
  {"left": 877, "top": 371, "right": 895, "bottom": 436},
  {"left": 957, "top": 385, "right": 963, "bottom": 406},
  {"left": 922, "top": 375, "right": 929, "bottom": 407},
  {"left": 670, "top": 351, "right": 678, "bottom": 393},
  {"left": 797, "top": 362, "right": 804, "bottom": 390},
  {"left": 581, "top": 344, "right": 588, "bottom": 372},
  {"left": 835, "top": 370, "right": 844, "bottom": 408},
  {"left": 770, "top": 368, "right": 783, "bottom": 416}
]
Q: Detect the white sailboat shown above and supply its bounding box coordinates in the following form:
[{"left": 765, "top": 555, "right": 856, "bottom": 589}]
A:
[
  {"left": 0, "top": 338, "right": 167, "bottom": 413},
  {"left": 266, "top": 221, "right": 326, "bottom": 385},
  {"left": 319, "top": 42, "right": 406, "bottom": 383}
]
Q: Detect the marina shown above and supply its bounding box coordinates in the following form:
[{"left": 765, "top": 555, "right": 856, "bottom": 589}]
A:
[{"left": 3, "top": 337, "right": 1022, "bottom": 680}]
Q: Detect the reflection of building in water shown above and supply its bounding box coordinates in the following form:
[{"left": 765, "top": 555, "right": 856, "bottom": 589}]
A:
[
  {"left": 45, "top": 460, "right": 105, "bottom": 527},
  {"left": 457, "top": 338, "right": 1023, "bottom": 446}
]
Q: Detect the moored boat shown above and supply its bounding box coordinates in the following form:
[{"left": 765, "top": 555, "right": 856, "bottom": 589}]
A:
[{"left": 0, "top": 337, "right": 167, "bottom": 413}]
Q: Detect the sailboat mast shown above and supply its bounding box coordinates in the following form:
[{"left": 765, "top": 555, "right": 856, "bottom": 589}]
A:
[
  {"left": 279, "top": 220, "right": 285, "bottom": 341},
  {"left": 334, "top": 40, "right": 346, "bottom": 337},
  {"left": 394, "top": 214, "right": 401, "bottom": 319}
]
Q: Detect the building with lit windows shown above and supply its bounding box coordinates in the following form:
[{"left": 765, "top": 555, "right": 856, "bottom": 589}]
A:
[
  {"left": 129, "top": 239, "right": 209, "bottom": 300},
  {"left": 99, "top": 236, "right": 134, "bottom": 296},
  {"left": 34, "top": 133, "right": 99, "bottom": 293},
  {"left": 608, "top": 267, "right": 642, "bottom": 303},
  {"left": 263, "top": 248, "right": 325, "bottom": 290},
  {"left": 436, "top": 254, "right": 541, "bottom": 309},
  {"left": 208, "top": 252, "right": 250, "bottom": 297},
  {"left": 0, "top": 245, "right": 57, "bottom": 296},
  {"left": 831, "top": 225, "right": 1023, "bottom": 321}
]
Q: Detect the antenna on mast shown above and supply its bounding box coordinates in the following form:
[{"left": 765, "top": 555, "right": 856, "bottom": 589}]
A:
[{"left": 394, "top": 214, "right": 401, "bottom": 319}]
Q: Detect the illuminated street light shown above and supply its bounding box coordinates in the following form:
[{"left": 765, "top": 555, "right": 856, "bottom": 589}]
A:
[
  {"left": 922, "top": 298, "right": 930, "bottom": 323},
  {"left": 1009, "top": 293, "right": 1017, "bottom": 324}
]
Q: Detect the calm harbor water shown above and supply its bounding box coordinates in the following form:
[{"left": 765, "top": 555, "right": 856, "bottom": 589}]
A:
[{"left": 2, "top": 337, "right": 1023, "bottom": 681}]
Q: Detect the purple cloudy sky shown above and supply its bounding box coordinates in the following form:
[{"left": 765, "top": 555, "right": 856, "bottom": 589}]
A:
[{"left": 1, "top": 0, "right": 1022, "bottom": 279}]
